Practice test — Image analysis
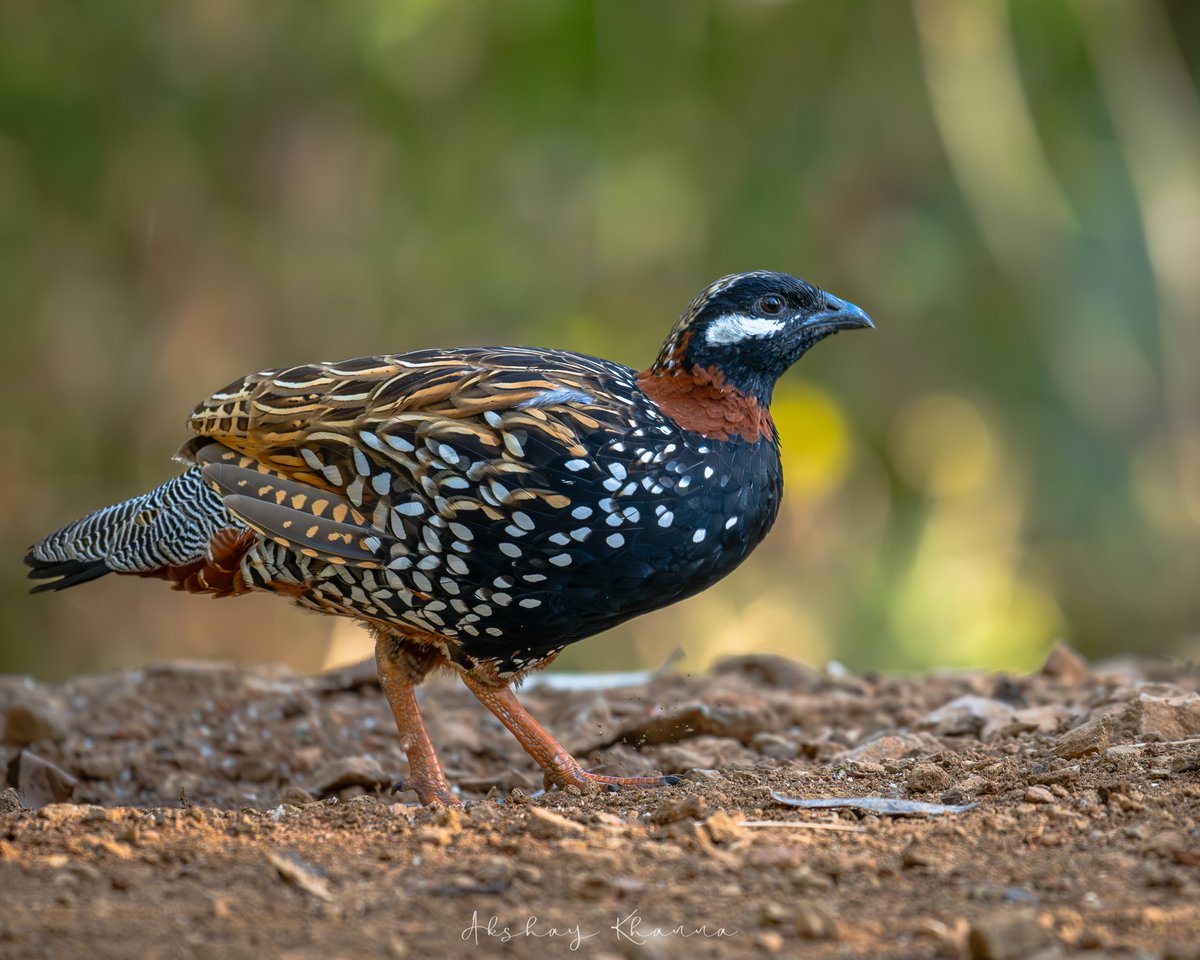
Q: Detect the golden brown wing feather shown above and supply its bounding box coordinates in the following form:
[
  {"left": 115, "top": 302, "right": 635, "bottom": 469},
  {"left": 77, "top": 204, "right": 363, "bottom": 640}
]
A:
[{"left": 178, "top": 348, "right": 629, "bottom": 568}]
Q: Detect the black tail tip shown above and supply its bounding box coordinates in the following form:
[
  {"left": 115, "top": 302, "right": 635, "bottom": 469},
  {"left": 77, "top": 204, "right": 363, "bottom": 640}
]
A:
[{"left": 24, "top": 552, "right": 111, "bottom": 594}]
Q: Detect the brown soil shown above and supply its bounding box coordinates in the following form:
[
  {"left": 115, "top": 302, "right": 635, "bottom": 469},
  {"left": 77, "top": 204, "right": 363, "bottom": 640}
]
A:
[{"left": 1, "top": 645, "right": 1198, "bottom": 960}]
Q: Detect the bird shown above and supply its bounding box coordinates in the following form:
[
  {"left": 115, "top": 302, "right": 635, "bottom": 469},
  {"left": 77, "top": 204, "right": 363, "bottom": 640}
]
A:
[{"left": 26, "top": 270, "right": 872, "bottom": 805}]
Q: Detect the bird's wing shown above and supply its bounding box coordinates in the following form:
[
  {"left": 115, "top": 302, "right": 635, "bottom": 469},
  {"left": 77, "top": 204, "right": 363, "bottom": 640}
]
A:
[{"left": 179, "top": 348, "right": 627, "bottom": 567}]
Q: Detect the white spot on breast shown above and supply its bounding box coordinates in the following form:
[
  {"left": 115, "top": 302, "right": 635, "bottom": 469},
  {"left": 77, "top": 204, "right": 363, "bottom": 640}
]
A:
[
  {"left": 417, "top": 555, "right": 440, "bottom": 571},
  {"left": 523, "top": 573, "right": 547, "bottom": 583},
  {"left": 704, "top": 466, "right": 715, "bottom": 479},
  {"left": 446, "top": 555, "right": 469, "bottom": 576},
  {"left": 603, "top": 477, "right": 622, "bottom": 492},
  {"left": 608, "top": 462, "right": 627, "bottom": 481},
  {"left": 606, "top": 533, "right": 625, "bottom": 548},
  {"left": 492, "top": 592, "right": 512, "bottom": 606},
  {"left": 570, "top": 527, "right": 591, "bottom": 541},
  {"left": 412, "top": 571, "right": 433, "bottom": 593},
  {"left": 511, "top": 511, "right": 535, "bottom": 531},
  {"left": 519, "top": 598, "right": 542, "bottom": 609},
  {"left": 397, "top": 501, "right": 424, "bottom": 516},
  {"left": 438, "top": 443, "right": 460, "bottom": 465},
  {"left": 499, "top": 542, "right": 522, "bottom": 558},
  {"left": 352, "top": 448, "right": 371, "bottom": 476},
  {"left": 678, "top": 476, "right": 691, "bottom": 490},
  {"left": 549, "top": 553, "right": 572, "bottom": 567},
  {"left": 658, "top": 511, "right": 674, "bottom": 528},
  {"left": 726, "top": 516, "right": 738, "bottom": 529},
  {"left": 565, "top": 459, "right": 589, "bottom": 472},
  {"left": 372, "top": 473, "right": 392, "bottom": 496},
  {"left": 571, "top": 506, "right": 592, "bottom": 520},
  {"left": 448, "top": 522, "right": 474, "bottom": 541},
  {"left": 549, "top": 532, "right": 570, "bottom": 546},
  {"left": 385, "top": 435, "right": 414, "bottom": 453},
  {"left": 692, "top": 529, "right": 706, "bottom": 543},
  {"left": 301, "top": 448, "right": 324, "bottom": 471},
  {"left": 441, "top": 476, "right": 470, "bottom": 490}
]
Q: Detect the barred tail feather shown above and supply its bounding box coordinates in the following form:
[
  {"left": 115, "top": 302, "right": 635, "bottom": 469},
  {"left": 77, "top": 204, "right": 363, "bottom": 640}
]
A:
[{"left": 25, "top": 469, "right": 241, "bottom": 594}]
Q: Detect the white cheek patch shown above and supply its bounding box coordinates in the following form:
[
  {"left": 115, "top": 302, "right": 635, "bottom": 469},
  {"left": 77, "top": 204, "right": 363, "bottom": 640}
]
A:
[{"left": 704, "top": 313, "right": 786, "bottom": 345}]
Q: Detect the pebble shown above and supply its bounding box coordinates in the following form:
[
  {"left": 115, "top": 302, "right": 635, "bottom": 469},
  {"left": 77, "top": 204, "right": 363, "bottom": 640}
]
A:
[
  {"left": 307, "top": 757, "right": 390, "bottom": 794},
  {"left": 907, "top": 763, "right": 952, "bottom": 793},
  {"left": 651, "top": 794, "right": 707, "bottom": 825},
  {"left": 1040, "top": 642, "right": 1091, "bottom": 685},
  {"left": 3, "top": 698, "right": 67, "bottom": 747},
  {"left": 967, "top": 912, "right": 1047, "bottom": 960},
  {"left": 919, "top": 696, "right": 1016, "bottom": 740},
  {"left": 843, "top": 733, "right": 939, "bottom": 763},
  {"left": 9, "top": 749, "right": 77, "bottom": 807},
  {"left": 794, "top": 903, "right": 839, "bottom": 940},
  {"left": 701, "top": 810, "right": 745, "bottom": 846},
  {"left": 1023, "top": 786, "right": 1055, "bottom": 804},
  {"left": 1054, "top": 715, "right": 1112, "bottom": 758},
  {"left": 526, "top": 807, "right": 585, "bottom": 840},
  {"left": 1132, "top": 693, "right": 1200, "bottom": 740}
]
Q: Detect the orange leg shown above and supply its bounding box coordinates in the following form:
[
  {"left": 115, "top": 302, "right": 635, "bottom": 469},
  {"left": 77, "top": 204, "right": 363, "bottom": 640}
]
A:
[
  {"left": 463, "top": 675, "right": 680, "bottom": 794},
  {"left": 374, "top": 634, "right": 460, "bottom": 806}
]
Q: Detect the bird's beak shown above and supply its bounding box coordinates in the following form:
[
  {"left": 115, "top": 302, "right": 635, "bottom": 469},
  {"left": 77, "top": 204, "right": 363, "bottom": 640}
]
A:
[{"left": 802, "top": 294, "right": 874, "bottom": 333}]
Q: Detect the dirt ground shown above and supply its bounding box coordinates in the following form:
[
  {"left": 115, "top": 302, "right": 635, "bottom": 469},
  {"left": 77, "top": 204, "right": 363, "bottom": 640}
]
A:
[{"left": 1, "top": 644, "right": 1198, "bottom": 960}]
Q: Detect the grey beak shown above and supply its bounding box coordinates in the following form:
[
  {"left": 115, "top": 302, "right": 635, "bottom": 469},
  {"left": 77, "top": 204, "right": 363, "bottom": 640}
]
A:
[{"left": 802, "top": 294, "right": 874, "bottom": 333}]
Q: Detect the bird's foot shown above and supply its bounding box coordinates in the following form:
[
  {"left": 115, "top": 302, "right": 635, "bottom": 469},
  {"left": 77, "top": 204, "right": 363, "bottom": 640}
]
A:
[
  {"left": 392, "top": 777, "right": 462, "bottom": 807},
  {"left": 543, "top": 759, "right": 681, "bottom": 794}
]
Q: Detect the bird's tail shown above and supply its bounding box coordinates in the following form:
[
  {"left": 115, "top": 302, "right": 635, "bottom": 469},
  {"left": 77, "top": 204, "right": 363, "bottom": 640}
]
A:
[{"left": 25, "top": 468, "right": 251, "bottom": 596}]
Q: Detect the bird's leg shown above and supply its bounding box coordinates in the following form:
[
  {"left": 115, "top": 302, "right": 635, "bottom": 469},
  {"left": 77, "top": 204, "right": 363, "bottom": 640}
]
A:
[
  {"left": 462, "top": 675, "right": 680, "bottom": 793},
  {"left": 374, "top": 632, "right": 460, "bottom": 806}
]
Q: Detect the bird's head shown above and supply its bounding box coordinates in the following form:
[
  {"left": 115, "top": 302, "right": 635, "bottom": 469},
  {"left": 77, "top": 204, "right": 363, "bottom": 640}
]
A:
[{"left": 648, "top": 271, "right": 873, "bottom": 406}]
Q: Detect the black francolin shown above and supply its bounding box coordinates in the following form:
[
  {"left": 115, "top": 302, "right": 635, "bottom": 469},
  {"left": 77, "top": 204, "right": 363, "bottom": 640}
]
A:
[{"left": 27, "top": 271, "right": 872, "bottom": 804}]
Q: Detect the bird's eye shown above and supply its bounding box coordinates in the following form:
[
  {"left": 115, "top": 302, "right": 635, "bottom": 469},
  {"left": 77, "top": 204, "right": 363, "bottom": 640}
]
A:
[{"left": 759, "top": 294, "right": 784, "bottom": 315}]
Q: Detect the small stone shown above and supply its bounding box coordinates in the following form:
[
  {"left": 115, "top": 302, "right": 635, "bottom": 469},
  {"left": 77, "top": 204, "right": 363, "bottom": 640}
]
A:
[
  {"left": 2, "top": 694, "right": 66, "bottom": 746},
  {"left": 1131, "top": 693, "right": 1200, "bottom": 740},
  {"left": 0, "top": 788, "right": 23, "bottom": 814},
  {"left": 277, "top": 785, "right": 316, "bottom": 806},
  {"left": 760, "top": 902, "right": 790, "bottom": 926},
  {"left": 308, "top": 757, "right": 389, "bottom": 795},
  {"left": 9, "top": 750, "right": 76, "bottom": 807},
  {"left": 902, "top": 844, "right": 936, "bottom": 868},
  {"left": 1023, "top": 786, "right": 1055, "bottom": 804},
  {"left": 794, "top": 903, "right": 838, "bottom": 940},
  {"left": 526, "top": 807, "right": 585, "bottom": 840},
  {"left": 1040, "top": 642, "right": 1090, "bottom": 685},
  {"left": 681, "top": 768, "right": 722, "bottom": 782},
  {"left": 843, "top": 733, "right": 940, "bottom": 763},
  {"left": 941, "top": 774, "right": 990, "bottom": 805},
  {"left": 755, "top": 931, "right": 785, "bottom": 953},
  {"left": 701, "top": 811, "right": 745, "bottom": 846},
  {"left": 907, "top": 763, "right": 952, "bottom": 793},
  {"left": 968, "top": 912, "right": 1047, "bottom": 960},
  {"left": 652, "top": 794, "right": 708, "bottom": 825},
  {"left": 1055, "top": 715, "right": 1112, "bottom": 759},
  {"left": 37, "top": 803, "right": 105, "bottom": 822},
  {"left": 919, "top": 696, "right": 1016, "bottom": 740},
  {"left": 751, "top": 732, "right": 798, "bottom": 760}
]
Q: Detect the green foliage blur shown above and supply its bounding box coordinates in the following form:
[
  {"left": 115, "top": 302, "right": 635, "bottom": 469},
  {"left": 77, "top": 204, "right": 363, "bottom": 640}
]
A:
[{"left": 1, "top": 1, "right": 1197, "bottom": 680}]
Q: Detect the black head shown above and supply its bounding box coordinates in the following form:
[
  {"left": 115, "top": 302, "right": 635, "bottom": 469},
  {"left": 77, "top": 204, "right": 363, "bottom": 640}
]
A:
[{"left": 650, "top": 271, "right": 873, "bottom": 405}]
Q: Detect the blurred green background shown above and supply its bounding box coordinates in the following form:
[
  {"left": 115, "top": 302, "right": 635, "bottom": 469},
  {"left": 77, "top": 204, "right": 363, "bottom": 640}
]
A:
[{"left": 1, "top": 1, "right": 1197, "bottom": 680}]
